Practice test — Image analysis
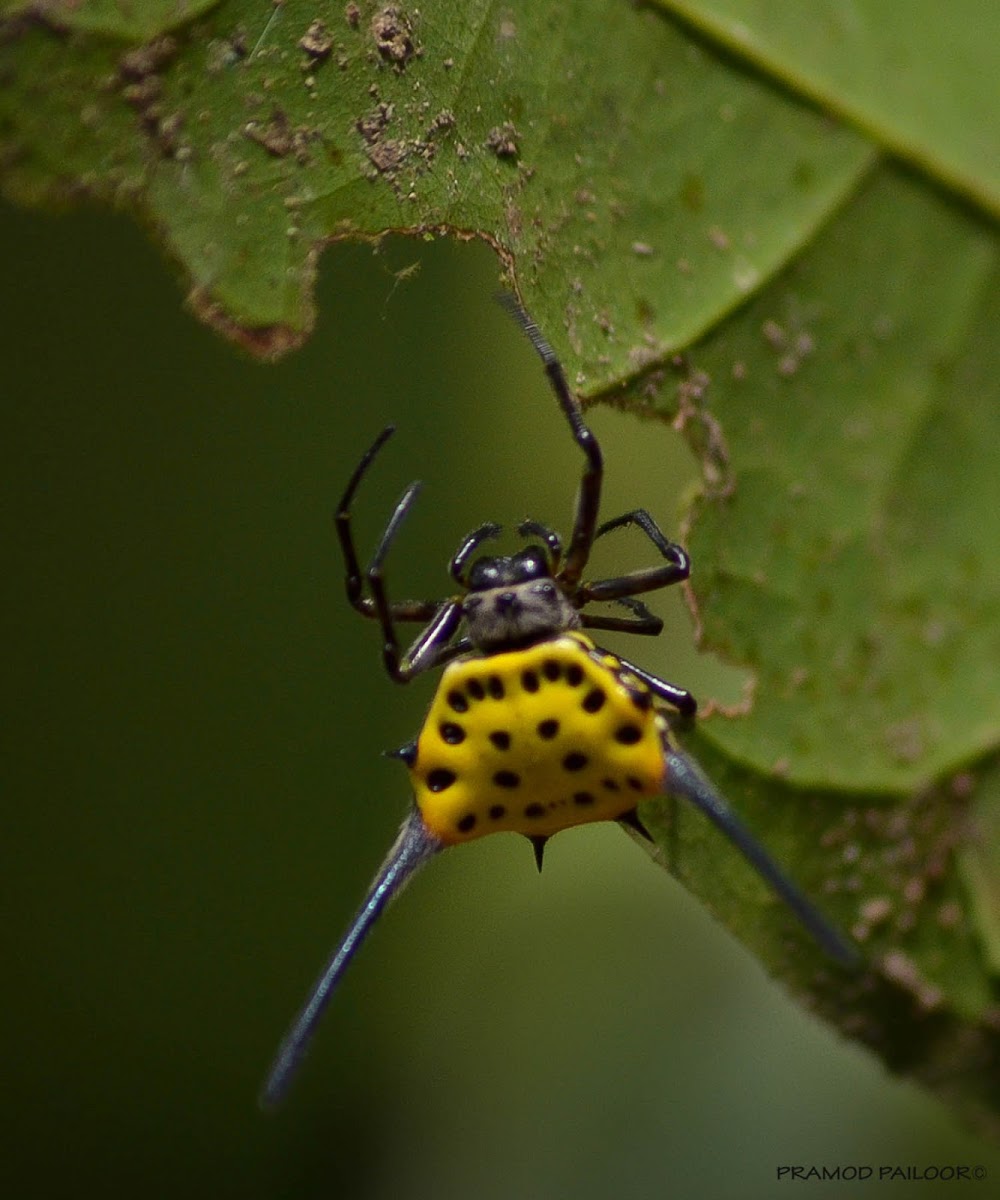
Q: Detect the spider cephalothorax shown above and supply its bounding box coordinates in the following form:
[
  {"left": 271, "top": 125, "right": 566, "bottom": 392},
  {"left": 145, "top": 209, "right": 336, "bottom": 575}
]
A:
[{"left": 460, "top": 546, "right": 581, "bottom": 650}]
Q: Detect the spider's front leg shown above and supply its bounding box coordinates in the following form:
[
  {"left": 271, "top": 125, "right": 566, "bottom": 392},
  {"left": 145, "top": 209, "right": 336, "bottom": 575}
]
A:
[
  {"left": 614, "top": 651, "right": 697, "bottom": 717},
  {"left": 362, "top": 485, "right": 468, "bottom": 684},
  {"left": 497, "top": 293, "right": 604, "bottom": 587},
  {"left": 335, "top": 426, "right": 445, "bottom": 626},
  {"left": 580, "top": 595, "right": 663, "bottom": 636},
  {"left": 371, "top": 587, "right": 468, "bottom": 683},
  {"left": 336, "top": 427, "right": 468, "bottom": 681},
  {"left": 580, "top": 508, "right": 690, "bottom": 604}
]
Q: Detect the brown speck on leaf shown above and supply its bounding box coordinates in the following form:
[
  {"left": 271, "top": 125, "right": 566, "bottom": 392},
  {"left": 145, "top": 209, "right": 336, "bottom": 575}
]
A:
[
  {"left": 879, "top": 951, "right": 944, "bottom": 1012},
  {"left": 707, "top": 225, "right": 730, "bottom": 251},
  {"left": 936, "top": 900, "right": 963, "bottom": 929},
  {"left": 345, "top": 2, "right": 361, "bottom": 28},
  {"left": 852, "top": 896, "right": 894, "bottom": 942},
  {"left": 372, "top": 6, "right": 417, "bottom": 68},
  {"left": 118, "top": 36, "right": 178, "bottom": 82},
  {"left": 762, "top": 319, "right": 786, "bottom": 349},
  {"left": 950, "top": 771, "right": 975, "bottom": 799},
  {"left": 228, "top": 27, "right": 250, "bottom": 60},
  {"left": 859, "top": 896, "right": 894, "bottom": 926},
  {"left": 245, "top": 109, "right": 317, "bottom": 164},
  {"left": 884, "top": 717, "right": 925, "bottom": 765},
  {"left": 116, "top": 32, "right": 183, "bottom": 158},
  {"left": 671, "top": 359, "right": 733, "bottom": 499},
  {"left": 299, "top": 20, "right": 334, "bottom": 61},
  {"left": 761, "top": 317, "right": 816, "bottom": 378},
  {"left": 118, "top": 57, "right": 187, "bottom": 159},
  {"left": 357, "top": 102, "right": 394, "bottom": 143},
  {"left": 157, "top": 111, "right": 185, "bottom": 156},
  {"left": 902, "top": 876, "right": 926, "bottom": 906},
  {"left": 122, "top": 75, "right": 162, "bottom": 111},
  {"left": 367, "top": 138, "right": 406, "bottom": 174},
  {"left": 485, "top": 122, "right": 519, "bottom": 159}
]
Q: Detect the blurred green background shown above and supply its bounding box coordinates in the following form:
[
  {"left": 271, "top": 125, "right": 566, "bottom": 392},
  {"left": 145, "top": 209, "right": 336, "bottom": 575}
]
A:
[{"left": 3, "top": 203, "right": 999, "bottom": 1199}]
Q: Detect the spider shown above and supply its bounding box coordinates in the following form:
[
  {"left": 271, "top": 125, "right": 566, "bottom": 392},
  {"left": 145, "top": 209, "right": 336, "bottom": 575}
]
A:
[{"left": 260, "top": 295, "right": 858, "bottom": 1109}]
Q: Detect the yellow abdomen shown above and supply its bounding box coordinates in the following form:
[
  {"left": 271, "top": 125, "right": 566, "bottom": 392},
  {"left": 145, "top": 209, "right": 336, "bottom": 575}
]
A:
[{"left": 410, "top": 633, "right": 667, "bottom": 844}]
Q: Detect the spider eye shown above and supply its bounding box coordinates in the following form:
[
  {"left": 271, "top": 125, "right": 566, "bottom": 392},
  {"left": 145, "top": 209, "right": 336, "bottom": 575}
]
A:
[
  {"left": 513, "top": 545, "right": 550, "bottom": 580},
  {"left": 533, "top": 581, "right": 557, "bottom": 601},
  {"left": 468, "top": 559, "right": 501, "bottom": 591}
]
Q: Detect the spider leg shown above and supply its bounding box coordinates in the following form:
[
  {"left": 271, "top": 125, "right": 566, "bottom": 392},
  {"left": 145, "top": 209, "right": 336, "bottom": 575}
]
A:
[
  {"left": 335, "top": 427, "right": 442, "bottom": 623},
  {"left": 360, "top": 481, "right": 466, "bottom": 682},
  {"left": 596, "top": 507, "right": 682, "bottom": 553},
  {"left": 580, "top": 595, "right": 664, "bottom": 636},
  {"left": 661, "top": 742, "right": 861, "bottom": 967},
  {"left": 497, "top": 293, "right": 603, "bottom": 588},
  {"left": 346, "top": 597, "right": 446, "bottom": 623},
  {"left": 379, "top": 601, "right": 468, "bottom": 682},
  {"left": 336, "top": 425, "right": 397, "bottom": 613},
  {"left": 367, "top": 554, "right": 464, "bottom": 684},
  {"left": 451, "top": 522, "right": 502, "bottom": 586},
  {"left": 336, "top": 432, "right": 466, "bottom": 680},
  {"left": 594, "top": 645, "right": 697, "bottom": 716},
  {"left": 581, "top": 508, "right": 690, "bottom": 603},
  {"left": 517, "top": 519, "right": 562, "bottom": 573}
]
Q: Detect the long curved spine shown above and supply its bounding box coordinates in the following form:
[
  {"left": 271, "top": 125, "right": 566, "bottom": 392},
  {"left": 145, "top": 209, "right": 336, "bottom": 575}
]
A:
[
  {"left": 664, "top": 747, "right": 860, "bottom": 968},
  {"left": 260, "top": 810, "right": 442, "bottom": 1109}
]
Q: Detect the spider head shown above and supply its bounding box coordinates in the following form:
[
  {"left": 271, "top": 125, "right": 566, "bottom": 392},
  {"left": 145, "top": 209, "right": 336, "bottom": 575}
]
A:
[{"left": 462, "top": 545, "right": 579, "bottom": 651}]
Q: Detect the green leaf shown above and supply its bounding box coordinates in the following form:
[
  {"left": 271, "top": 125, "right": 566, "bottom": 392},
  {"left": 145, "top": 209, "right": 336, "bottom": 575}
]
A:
[
  {"left": 669, "top": 166, "right": 998, "bottom": 794},
  {"left": 657, "top": 0, "right": 1000, "bottom": 215},
  {"left": 630, "top": 163, "right": 1000, "bottom": 1138},
  {"left": 1, "top": 0, "right": 221, "bottom": 41},
  {"left": 0, "top": 0, "right": 871, "bottom": 356}
]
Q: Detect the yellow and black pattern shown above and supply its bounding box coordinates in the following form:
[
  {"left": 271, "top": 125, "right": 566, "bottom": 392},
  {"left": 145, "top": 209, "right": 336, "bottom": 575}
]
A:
[{"left": 411, "top": 632, "right": 668, "bottom": 843}]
